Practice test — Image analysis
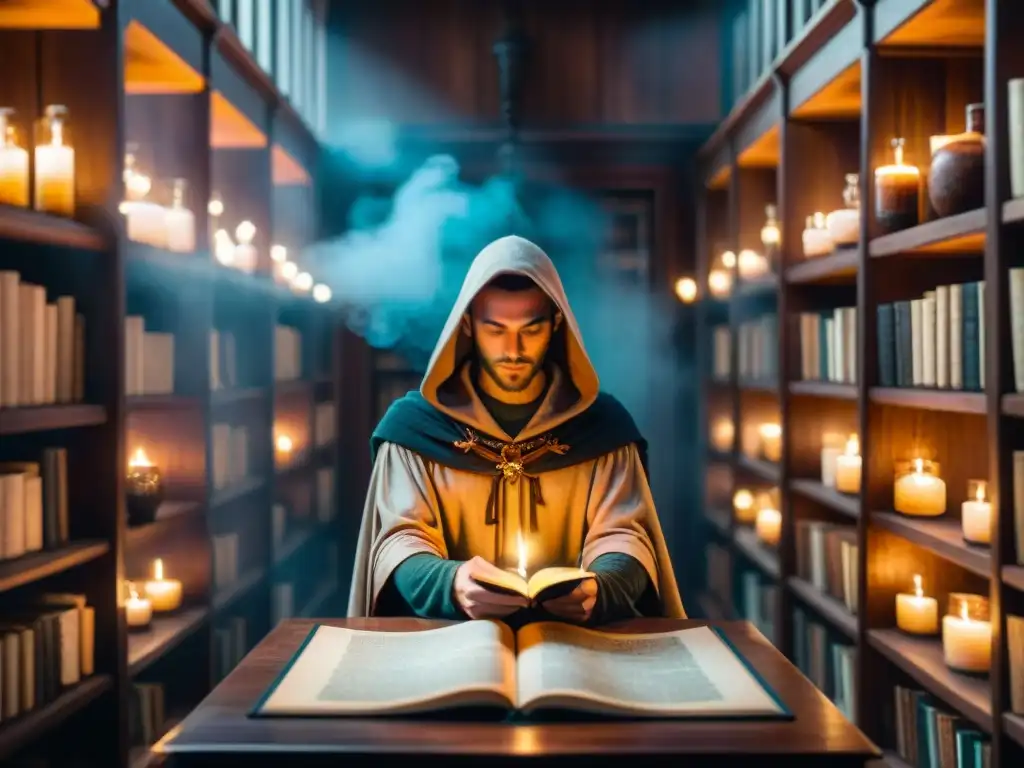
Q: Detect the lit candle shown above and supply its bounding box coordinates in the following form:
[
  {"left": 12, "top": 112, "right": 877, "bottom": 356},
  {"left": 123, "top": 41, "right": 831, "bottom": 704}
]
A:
[
  {"left": 820, "top": 432, "right": 845, "bottom": 487},
  {"left": 875, "top": 137, "right": 920, "bottom": 234},
  {"left": 942, "top": 595, "right": 992, "bottom": 673},
  {"left": 143, "top": 558, "right": 183, "bottom": 613},
  {"left": 125, "top": 584, "right": 152, "bottom": 630},
  {"left": 961, "top": 479, "right": 992, "bottom": 545},
  {"left": 711, "top": 418, "right": 734, "bottom": 453},
  {"left": 0, "top": 109, "right": 29, "bottom": 207},
  {"left": 759, "top": 423, "right": 782, "bottom": 463},
  {"left": 760, "top": 204, "right": 780, "bottom": 250},
  {"left": 164, "top": 178, "right": 195, "bottom": 253},
  {"left": 733, "top": 488, "right": 756, "bottom": 524},
  {"left": 835, "top": 434, "right": 862, "bottom": 494},
  {"left": 825, "top": 173, "right": 861, "bottom": 247},
  {"left": 894, "top": 458, "right": 946, "bottom": 517},
  {"left": 34, "top": 105, "right": 75, "bottom": 216},
  {"left": 233, "top": 220, "right": 257, "bottom": 273},
  {"left": 802, "top": 212, "right": 834, "bottom": 258},
  {"left": 755, "top": 507, "right": 782, "bottom": 547},
  {"left": 214, "top": 228, "right": 236, "bottom": 266},
  {"left": 737, "top": 249, "right": 768, "bottom": 280},
  {"left": 280, "top": 260, "right": 299, "bottom": 283},
  {"left": 674, "top": 276, "right": 697, "bottom": 304},
  {"left": 275, "top": 433, "right": 294, "bottom": 465},
  {"left": 707, "top": 268, "right": 731, "bottom": 298},
  {"left": 126, "top": 447, "right": 163, "bottom": 526},
  {"left": 895, "top": 574, "right": 939, "bottom": 635},
  {"left": 312, "top": 284, "right": 332, "bottom": 303},
  {"left": 516, "top": 530, "right": 528, "bottom": 580}
]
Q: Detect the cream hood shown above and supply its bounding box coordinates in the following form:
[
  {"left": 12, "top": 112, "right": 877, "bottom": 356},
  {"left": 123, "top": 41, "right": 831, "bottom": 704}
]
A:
[{"left": 420, "top": 235, "right": 600, "bottom": 441}]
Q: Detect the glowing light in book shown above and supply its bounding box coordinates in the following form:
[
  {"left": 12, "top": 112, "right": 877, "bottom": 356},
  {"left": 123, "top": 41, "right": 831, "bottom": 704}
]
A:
[
  {"left": 125, "top": 584, "right": 152, "bottom": 629},
  {"left": 733, "top": 488, "right": 755, "bottom": 523},
  {"left": 144, "top": 558, "right": 182, "bottom": 613},
  {"left": 516, "top": 531, "right": 528, "bottom": 579},
  {"left": 312, "top": 283, "right": 332, "bottom": 303},
  {"left": 961, "top": 479, "right": 991, "bottom": 545},
  {"left": 834, "top": 434, "right": 862, "bottom": 494},
  {"left": 894, "top": 458, "right": 946, "bottom": 517},
  {"left": 674, "top": 277, "right": 697, "bottom": 304},
  {"left": 895, "top": 574, "right": 938, "bottom": 635},
  {"left": 942, "top": 594, "right": 991, "bottom": 673}
]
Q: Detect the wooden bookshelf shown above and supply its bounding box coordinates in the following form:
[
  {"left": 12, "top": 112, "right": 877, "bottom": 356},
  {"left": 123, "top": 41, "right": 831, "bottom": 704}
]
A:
[
  {"left": 0, "top": 2, "right": 342, "bottom": 767},
  {"left": 696, "top": 0, "right": 1024, "bottom": 765}
]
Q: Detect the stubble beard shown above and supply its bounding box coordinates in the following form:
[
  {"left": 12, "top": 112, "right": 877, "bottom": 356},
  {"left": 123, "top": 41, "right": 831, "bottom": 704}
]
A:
[{"left": 480, "top": 355, "right": 544, "bottom": 393}]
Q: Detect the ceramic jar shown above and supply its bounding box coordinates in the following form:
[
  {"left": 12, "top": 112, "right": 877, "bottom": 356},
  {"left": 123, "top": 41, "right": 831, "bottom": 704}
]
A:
[{"left": 928, "top": 104, "right": 985, "bottom": 218}]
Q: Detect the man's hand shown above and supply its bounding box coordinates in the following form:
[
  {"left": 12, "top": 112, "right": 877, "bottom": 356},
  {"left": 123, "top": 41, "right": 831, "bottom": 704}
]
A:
[
  {"left": 542, "top": 578, "right": 598, "bottom": 624},
  {"left": 453, "top": 556, "right": 530, "bottom": 619}
]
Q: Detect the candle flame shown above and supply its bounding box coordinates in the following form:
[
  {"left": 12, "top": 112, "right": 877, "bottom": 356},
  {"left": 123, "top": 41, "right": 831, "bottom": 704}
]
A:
[
  {"left": 759, "top": 423, "right": 782, "bottom": 438},
  {"left": 845, "top": 434, "right": 859, "bottom": 456},
  {"left": 975, "top": 481, "right": 987, "bottom": 503},
  {"left": 276, "top": 434, "right": 293, "bottom": 452},
  {"left": 960, "top": 601, "right": 970, "bottom": 622},
  {"left": 516, "top": 531, "right": 528, "bottom": 580},
  {"left": 153, "top": 558, "right": 164, "bottom": 581},
  {"left": 913, "top": 574, "right": 923, "bottom": 598},
  {"left": 720, "top": 250, "right": 736, "bottom": 269},
  {"left": 913, "top": 458, "right": 924, "bottom": 473},
  {"left": 128, "top": 582, "right": 140, "bottom": 601},
  {"left": 733, "top": 488, "right": 754, "bottom": 510},
  {"left": 129, "top": 448, "right": 152, "bottom": 468}
]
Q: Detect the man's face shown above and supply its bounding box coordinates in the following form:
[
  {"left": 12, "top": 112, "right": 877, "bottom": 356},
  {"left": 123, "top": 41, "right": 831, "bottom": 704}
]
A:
[{"left": 463, "top": 285, "right": 560, "bottom": 393}]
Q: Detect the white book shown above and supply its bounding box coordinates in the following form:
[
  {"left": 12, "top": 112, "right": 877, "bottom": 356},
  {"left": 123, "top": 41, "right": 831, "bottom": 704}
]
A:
[
  {"left": 833, "top": 308, "right": 845, "bottom": 382},
  {"left": 124, "top": 316, "right": 145, "bottom": 396},
  {"left": 0, "top": 474, "right": 26, "bottom": 559},
  {"left": 935, "top": 285, "right": 950, "bottom": 388},
  {"left": 1011, "top": 270, "right": 1024, "bottom": 392},
  {"left": 0, "top": 271, "right": 19, "bottom": 407},
  {"left": 844, "top": 307, "right": 857, "bottom": 384},
  {"left": 910, "top": 298, "right": 923, "bottom": 387},
  {"left": 978, "top": 282, "right": 986, "bottom": 390},
  {"left": 949, "top": 284, "right": 963, "bottom": 390},
  {"left": 43, "top": 303, "right": 57, "bottom": 404},
  {"left": 22, "top": 475, "right": 43, "bottom": 553},
  {"left": 922, "top": 293, "right": 936, "bottom": 387}
]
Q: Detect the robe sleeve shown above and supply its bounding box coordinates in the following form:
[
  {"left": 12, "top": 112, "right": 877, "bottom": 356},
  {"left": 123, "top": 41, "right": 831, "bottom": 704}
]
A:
[
  {"left": 366, "top": 442, "right": 452, "bottom": 613},
  {"left": 580, "top": 444, "right": 661, "bottom": 594}
]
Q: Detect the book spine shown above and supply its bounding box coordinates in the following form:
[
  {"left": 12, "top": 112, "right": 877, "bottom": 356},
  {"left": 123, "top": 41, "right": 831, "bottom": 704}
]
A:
[{"left": 877, "top": 304, "right": 896, "bottom": 388}]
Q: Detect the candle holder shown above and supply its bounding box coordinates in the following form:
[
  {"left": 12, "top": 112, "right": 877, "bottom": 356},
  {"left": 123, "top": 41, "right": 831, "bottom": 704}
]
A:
[
  {"left": 761, "top": 204, "right": 780, "bottom": 254},
  {"left": 893, "top": 458, "right": 946, "bottom": 517},
  {"left": 942, "top": 593, "right": 992, "bottom": 675},
  {"left": 165, "top": 178, "right": 196, "bottom": 253},
  {"left": 126, "top": 448, "right": 164, "bottom": 527},
  {"left": 961, "top": 479, "right": 992, "bottom": 546},
  {"left": 825, "top": 173, "right": 861, "bottom": 247},
  {"left": 874, "top": 138, "right": 920, "bottom": 235},
  {"left": 33, "top": 104, "right": 75, "bottom": 217},
  {"left": 820, "top": 432, "right": 845, "bottom": 488},
  {"left": 143, "top": 558, "right": 183, "bottom": 613},
  {"left": 0, "top": 108, "right": 29, "bottom": 208},
  {"left": 834, "top": 434, "right": 862, "bottom": 495},
  {"left": 802, "top": 212, "right": 834, "bottom": 258},
  {"left": 733, "top": 488, "right": 756, "bottom": 525},
  {"left": 759, "top": 423, "right": 782, "bottom": 463},
  {"left": 895, "top": 574, "right": 938, "bottom": 636},
  {"left": 125, "top": 582, "right": 153, "bottom": 632}
]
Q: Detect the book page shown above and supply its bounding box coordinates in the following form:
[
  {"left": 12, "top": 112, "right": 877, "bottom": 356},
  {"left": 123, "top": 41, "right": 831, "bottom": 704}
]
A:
[
  {"left": 257, "top": 621, "right": 516, "bottom": 715},
  {"left": 472, "top": 569, "right": 529, "bottom": 598},
  {"left": 515, "top": 623, "right": 785, "bottom": 718},
  {"left": 527, "top": 567, "right": 591, "bottom": 599}
]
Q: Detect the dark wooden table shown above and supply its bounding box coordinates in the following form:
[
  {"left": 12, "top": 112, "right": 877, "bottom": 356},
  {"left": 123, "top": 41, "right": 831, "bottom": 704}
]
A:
[{"left": 156, "top": 618, "right": 880, "bottom": 767}]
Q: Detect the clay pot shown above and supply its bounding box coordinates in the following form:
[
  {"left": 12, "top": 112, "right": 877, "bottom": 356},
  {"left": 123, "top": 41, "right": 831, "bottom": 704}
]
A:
[{"left": 927, "top": 103, "right": 985, "bottom": 219}]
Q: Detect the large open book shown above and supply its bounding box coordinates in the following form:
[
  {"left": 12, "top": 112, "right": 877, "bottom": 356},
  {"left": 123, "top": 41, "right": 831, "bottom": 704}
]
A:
[{"left": 251, "top": 621, "right": 790, "bottom": 720}]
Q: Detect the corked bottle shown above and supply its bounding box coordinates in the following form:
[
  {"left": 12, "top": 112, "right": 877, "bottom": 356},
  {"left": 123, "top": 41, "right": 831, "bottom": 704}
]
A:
[{"left": 927, "top": 103, "right": 985, "bottom": 219}]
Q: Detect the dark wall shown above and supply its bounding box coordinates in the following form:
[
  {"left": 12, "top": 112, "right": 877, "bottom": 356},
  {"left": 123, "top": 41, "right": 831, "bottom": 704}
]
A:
[{"left": 324, "top": 0, "right": 724, "bottom": 129}]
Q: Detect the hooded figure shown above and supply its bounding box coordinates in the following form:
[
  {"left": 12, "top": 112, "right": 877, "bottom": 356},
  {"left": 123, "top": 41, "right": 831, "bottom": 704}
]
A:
[{"left": 348, "top": 235, "right": 685, "bottom": 623}]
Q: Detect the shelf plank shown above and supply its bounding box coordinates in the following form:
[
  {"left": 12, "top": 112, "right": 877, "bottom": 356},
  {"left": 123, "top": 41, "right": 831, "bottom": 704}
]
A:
[
  {"left": 209, "top": 476, "right": 265, "bottom": 510},
  {"left": 869, "top": 387, "right": 986, "bottom": 414},
  {"left": 213, "top": 567, "right": 265, "bottom": 612},
  {"left": 273, "top": 527, "right": 316, "bottom": 566},
  {"left": 1001, "top": 393, "right": 1024, "bottom": 418},
  {"left": 1005, "top": 713, "right": 1024, "bottom": 750},
  {"left": 787, "top": 576, "right": 858, "bottom": 638},
  {"left": 733, "top": 525, "right": 781, "bottom": 579},
  {"left": 785, "top": 248, "right": 859, "bottom": 284},
  {"left": 128, "top": 606, "right": 209, "bottom": 676},
  {"left": 738, "top": 378, "right": 779, "bottom": 394},
  {"left": 127, "top": 395, "right": 202, "bottom": 411},
  {"left": 868, "top": 209, "right": 986, "bottom": 257},
  {"left": 788, "top": 380, "right": 858, "bottom": 400},
  {"left": 0, "top": 404, "right": 107, "bottom": 434},
  {"left": 1004, "top": 197, "right": 1024, "bottom": 225},
  {"left": 790, "top": 479, "right": 859, "bottom": 519},
  {"left": 736, "top": 455, "right": 782, "bottom": 483},
  {"left": 872, "top": 512, "right": 990, "bottom": 578},
  {"left": 1003, "top": 565, "right": 1024, "bottom": 593},
  {"left": 126, "top": 501, "right": 203, "bottom": 545},
  {"left": 868, "top": 629, "right": 991, "bottom": 731},
  {"left": 0, "top": 675, "right": 112, "bottom": 760},
  {"left": 881, "top": 750, "right": 912, "bottom": 768},
  {"left": 0, "top": 206, "right": 105, "bottom": 249},
  {"left": 703, "top": 506, "right": 731, "bottom": 536},
  {"left": 0, "top": 540, "right": 109, "bottom": 594},
  {"left": 299, "top": 581, "right": 337, "bottom": 618}
]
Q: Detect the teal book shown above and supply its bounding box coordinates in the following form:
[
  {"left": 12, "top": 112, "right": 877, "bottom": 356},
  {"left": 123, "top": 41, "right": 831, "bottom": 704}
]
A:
[
  {"left": 250, "top": 621, "right": 793, "bottom": 720},
  {"left": 955, "top": 727, "right": 983, "bottom": 768}
]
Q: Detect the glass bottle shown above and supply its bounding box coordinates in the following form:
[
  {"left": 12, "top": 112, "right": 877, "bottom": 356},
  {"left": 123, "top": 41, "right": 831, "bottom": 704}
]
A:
[
  {"left": 165, "top": 179, "right": 196, "bottom": 253},
  {"left": 0, "top": 108, "right": 29, "bottom": 207},
  {"left": 33, "top": 105, "right": 75, "bottom": 216},
  {"left": 842, "top": 173, "right": 860, "bottom": 210}
]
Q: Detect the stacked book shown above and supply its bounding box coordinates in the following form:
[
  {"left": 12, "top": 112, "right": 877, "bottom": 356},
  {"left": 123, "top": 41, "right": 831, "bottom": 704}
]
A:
[
  {"left": 0, "top": 448, "right": 70, "bottom": 560},
  {"left": 211, "top": 423, "right": 249, "bottom": 490},
  {"left": 705, "top": 542, "right": 732, "bottom": 607},
  {"left": 876, "top": 282, "right": 985, "bottom": 390},
  {"left": 314, "top": 402, "right": 335, "bottom": 446},
  {"left": 794, "top": 521, "right": 859, "bottom": 615},
  {"left": 739, "top": 569, "right": 777, "bottom": 644},
  {"left": 124, "top": 316, "right": 175, "bottom": 395},
  {"left": 129, "top": 682, "right": 167, "bottom": 751},
  {"left": 737, "top": 313, "right": 778, "bottom": 383},
  {"left": 211, "top": 532, "right": 240, "bottom": 591},
  {"left": 1008, "top": 614, "right": 1024, "bottom": 717},
  {"left": 796, "top": 306, "right": 857, "bottom": 384},
  {"left": 892, "top": 684, "right": 991, "bottom": 767}
]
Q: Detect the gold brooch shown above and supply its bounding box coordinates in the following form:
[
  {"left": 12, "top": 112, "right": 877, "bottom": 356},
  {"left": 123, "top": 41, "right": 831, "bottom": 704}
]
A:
[{"left": 454, "top": 429, "right": 570, "bottom": 483}]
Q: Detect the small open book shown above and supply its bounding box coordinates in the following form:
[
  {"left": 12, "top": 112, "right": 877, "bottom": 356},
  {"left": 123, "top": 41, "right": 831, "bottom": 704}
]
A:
[
  {"left": 472, "top": 566, "right": 592, "bottom": 602},
  {"left": 251, "top": 621, "right": 790, "bottom": 720}
]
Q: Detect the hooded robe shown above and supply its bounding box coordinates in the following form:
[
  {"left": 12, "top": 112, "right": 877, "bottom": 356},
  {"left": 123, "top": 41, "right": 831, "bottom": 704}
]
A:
[{"left": 347, "top": 235, "right": 686, "bottom": 619}]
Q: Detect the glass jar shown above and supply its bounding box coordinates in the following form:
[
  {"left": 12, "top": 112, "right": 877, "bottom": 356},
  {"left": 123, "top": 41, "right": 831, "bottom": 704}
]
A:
[
  {"left": 842, "top": 173, "right": 860, "bottom": 209},
  {"left": 33, "top": 104, "right": 75, "bottom": 216},
  {"left": 893, "top": 458, "right": 946, "bottom": 517},
  {"left": 0, "top": 107, "right": 29, "bottom": 207}
]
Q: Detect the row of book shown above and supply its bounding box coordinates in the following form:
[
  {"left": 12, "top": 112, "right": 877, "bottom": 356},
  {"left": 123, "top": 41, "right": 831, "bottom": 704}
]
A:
[
  {"left": 794, "top": 520, "right": 859, "bottom": 615},
  {"left": 712, "top": 325, "right": 730, "bottom": 380},
  {"left": 738, "top": 569, "right": 777, "bottom": 645},
  {"left": 212, "top": 531, "right": 242, "bottom": 592},
  {"left": 0, "top": 448, "right": 70, "bottom": 561},
  {"left": 0, "top": 593, "right": 95, "bottom": 721},
  {"left": 893, "top": 684, "right": 991, "bottom": 767},
  {"left": 124, "top": 316, "right": 175, "bottom": 396},
  {"left": 0, "top": 270, "right": 86, "bottom": 408},
  {"left": 796, "top": 307, "right": 857, "bottom": 384},
  {"left": 213, "top": 616, "right": 248, "bottom": 683},
  {"left": 705, "top": 542, "right": 732, "bottom": 608},
  {"left": 211, "top": 423, "right": 251, "bottom": 491},
  {"left": 877, "top": 282, "right": 984, "bottom": 391},
  {"left": 1009, "top": 614, "right": 1024, "bottom": 715},
  {"left": 274, "top": 325, "right": 303, "bottom": 382},
  {"left": 737, "top": 314, "right": 778, "bottom": 383},
  {"left": 792, "top": 609, "right": 856, "bottom": 722},
  {"left": 210, "top": 329, "right": 239, "bottom": 391},
  {"left": 129, "top": 681, "right": 170, "bottom": 752}
]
